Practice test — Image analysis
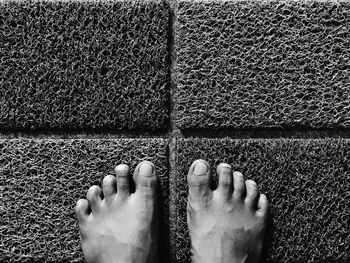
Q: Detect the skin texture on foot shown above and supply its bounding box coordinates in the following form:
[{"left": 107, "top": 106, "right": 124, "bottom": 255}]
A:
[
  {"left": 187, "top": 159, "right": 269, "bottom": 263},
  {"left": 75, "top": 161, "right": 158, "bottom": 263}
]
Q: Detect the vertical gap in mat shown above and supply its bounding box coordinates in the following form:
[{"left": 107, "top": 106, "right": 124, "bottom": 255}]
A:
[
  {"left": 168, "top": 137, "right": 179, "bottom": 263},
  {"left": 167, "top": 0, "right": 181, "bottom": 262},
  {"left": 168, "top": 0, "right": 178, "bottom": 136}
]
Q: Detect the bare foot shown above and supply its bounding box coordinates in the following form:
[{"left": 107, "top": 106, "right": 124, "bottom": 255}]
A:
[
  {"left": 75, "top": 161, "right": 158, "bottom": 263},
  {"left": 187, "top": 160, "right": 269, "bottom": 263}
]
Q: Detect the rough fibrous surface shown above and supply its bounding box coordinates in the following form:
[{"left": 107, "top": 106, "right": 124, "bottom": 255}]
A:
[
  {"left": 176, "top": 0, "right": 350, "bottom": 129},
  {"left": 171, "top": 138, "right": 350, "bottom": 263},
  {"left": 0, "top": 0, "right": 170, "bottom": 131},
  {"left": 0, "top": 139, "right": 169, "bottom": 263}
]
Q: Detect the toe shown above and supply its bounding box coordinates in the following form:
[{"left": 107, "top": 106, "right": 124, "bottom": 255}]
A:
[
  {"left": 115, "top": 164, "right": 130, "bottom": 198},
  {"left": 232, "top": 171, "right": 245, "bottom": 200},
  {"left": 245, "top": 179, "right": 259, "bottom": 209},
  {"left": 256, "top": 193, "right": 269, "bottom": 220},
  {"left": 102, "top": 175, "right": 117, "bottom": 204},
  {"left": 133, "top": 161, "right": 157, "bottom": 199},
  {"left": 215, "top": 163, "right": 233, "bottom": 200},
  {"left": 86, "top": 185, "right": 102, "bottom": 213},
  {"left": 75, "top": 199, "right": 90, "bottom": 224},
  {"left": 187, "top": 159, "right": 212, "bottom": 206}
]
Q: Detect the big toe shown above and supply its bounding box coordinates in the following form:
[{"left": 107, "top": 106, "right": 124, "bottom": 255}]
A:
[
  {"left": 133, "top": 161, "right": 158, "bottom": 199},
  {"left": 187, "top": 159, "right": 212, "bottom": 207}
]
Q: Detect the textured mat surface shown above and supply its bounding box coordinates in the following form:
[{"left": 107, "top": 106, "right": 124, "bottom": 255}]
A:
[
  {"left": 170, "top": 138, "right": 350, "bottom": 263},
  {"left": 176, "top": 0, "right": 350, "bottom": 129},
  {"left": 0, "top": 139, "right": 169, "bottom": 263},
  {"left": 0, "top": 0, "right": 170, "bottom": 131}
]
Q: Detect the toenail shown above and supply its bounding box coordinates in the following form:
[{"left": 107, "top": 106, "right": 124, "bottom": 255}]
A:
[
  {"left": 117, "top": 164, "right": 127, "bottom": 168},
  {"left": 193, "top": 161, "right": 208, "bottom": 176},
  {"left": 247, "top": 180, "right": 257, "bottom": 186},
  {"left": 218, "top": 164, "right": 232, "bottom": 174},
  {"left": 139, "top": 163, "right": 154, "bottom": 177},
  {"left": 115, "top": 164, "right": 128, "bottom": 171},
  {"left": 115, "top": 164, "right": 129, "bottom": 176},
  {"left": 234, "top": 171, "right": 243, "bottom": 177},
  {"left": 221, "top": 168, "right": 231, "bottom": 176}
]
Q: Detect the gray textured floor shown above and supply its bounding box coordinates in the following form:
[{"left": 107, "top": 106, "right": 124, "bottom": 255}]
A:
[{"left": 1, "top": 0, "right": 350, "bottom": 262}]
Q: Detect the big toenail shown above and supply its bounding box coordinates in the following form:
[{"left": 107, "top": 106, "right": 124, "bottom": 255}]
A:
[
  {"left": 139, "top": 163, "right": 154, "bottom": 177},
  {"left": 194, "top": 161, "right": 208, "bottom": 176}
]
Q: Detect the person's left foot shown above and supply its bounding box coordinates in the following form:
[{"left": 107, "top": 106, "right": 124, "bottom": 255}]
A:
[{"left": 75, "top": 161, "right": 159, "bottom": 263}]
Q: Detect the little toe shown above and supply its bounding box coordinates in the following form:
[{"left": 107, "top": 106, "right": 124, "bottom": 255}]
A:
[
  {"left": 256, "top": 193, "right": 269, "bottom": 220},
  {"left": 102, "top": 175, "right": 117, "bottom": 204},
  {"left": 133, "top": 161, "right": 157, "bottom": 199},
  {"left": 187, "top": 159, "right": 212, "bottom": 206},
  {"left": 75, "top": 199, "right": 90, "bottom": 224},
  {"left": 232, "top": 171, "right": 246, "bottom": 200},
  {"left": 216, "top": 163, "right": 233, "bottom": 200},
  {"left": 245, "top": 179, "right": 259, "bottom": 209},
  {"left": 115, "top": 164, "right": 130, "bottom": 198},
  {"left": 86, "top": 185, "right": 102, "bottom": 213}
]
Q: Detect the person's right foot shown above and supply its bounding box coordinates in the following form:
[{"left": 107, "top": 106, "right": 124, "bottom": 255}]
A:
[{"left": 187, "top": 159, "right": 269, "bottom": 263}]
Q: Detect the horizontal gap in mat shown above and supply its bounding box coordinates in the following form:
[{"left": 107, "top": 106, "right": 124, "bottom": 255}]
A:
[
  {"left": 0, "top": 128, "right": 170, "bottom": 139},
  {"left": 2, "top": 128, "right": 350, "bottom": 139},
  {"left": 181, "top": 128, "right": 350, "bottom": 139}
]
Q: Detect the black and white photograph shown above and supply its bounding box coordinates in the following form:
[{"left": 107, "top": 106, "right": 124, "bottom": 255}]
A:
[{"left": 0, "top": 0, "right": 349, "bottom": 262}]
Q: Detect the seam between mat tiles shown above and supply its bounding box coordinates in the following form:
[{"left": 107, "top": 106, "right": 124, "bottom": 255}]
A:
[
  {"left": 168, "top": 137, "right": 178, "bottom": 263},
  {"left": 168, "top": 0, "right": 180, "bottom": 262},
  {"left": 180, "top": 128, "right": 350, "bottom": 139}
]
